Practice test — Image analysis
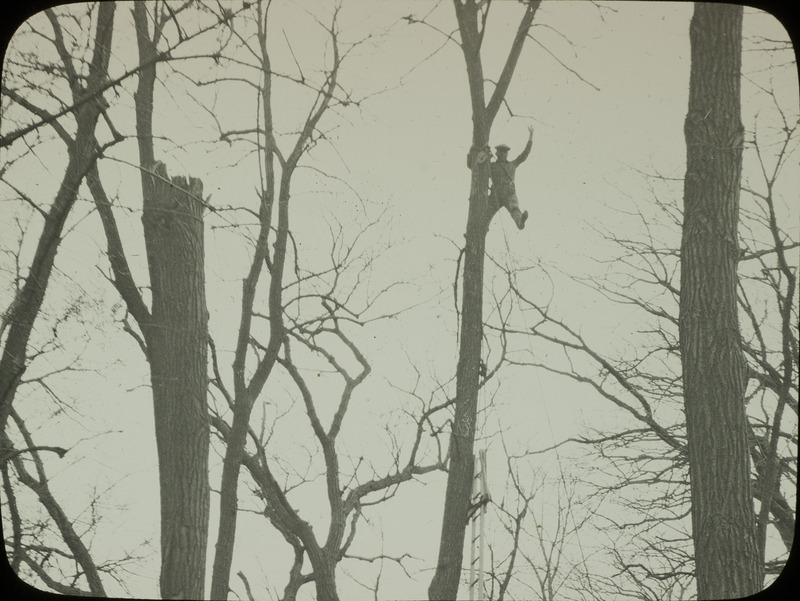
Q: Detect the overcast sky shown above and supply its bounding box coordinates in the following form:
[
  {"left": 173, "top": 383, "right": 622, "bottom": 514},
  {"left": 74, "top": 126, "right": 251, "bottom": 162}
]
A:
[{"left": 1, "top": 2, "right": 797, "bottom": 599}]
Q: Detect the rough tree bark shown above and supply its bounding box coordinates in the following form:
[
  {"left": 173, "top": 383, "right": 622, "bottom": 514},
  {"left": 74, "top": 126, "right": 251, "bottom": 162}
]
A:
[
  {"left": 132, "top": 5, "right": 210, "bottom": 598},
  {"left": 679, "top": 3, "right": 763, "bottom": 598},
  {"left": 428, "top": 2, "right": 539, "bottom": 599},
  {"left": 141, "top": 163, "right": 210, "bottom": 601},
  {"left": 90, "top": 157, "right": 211, "bottom": 601}
]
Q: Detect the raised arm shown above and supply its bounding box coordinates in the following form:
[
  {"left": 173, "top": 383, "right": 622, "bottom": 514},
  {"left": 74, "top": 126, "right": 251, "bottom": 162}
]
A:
[{"left": 513, "top": 126, "right": 534, "bottom": 165}]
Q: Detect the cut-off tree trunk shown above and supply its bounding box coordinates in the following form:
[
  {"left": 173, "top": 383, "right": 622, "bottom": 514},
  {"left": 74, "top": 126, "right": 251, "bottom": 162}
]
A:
[{"left": 142, "top": 162, "right": 210, "bottom": 601}]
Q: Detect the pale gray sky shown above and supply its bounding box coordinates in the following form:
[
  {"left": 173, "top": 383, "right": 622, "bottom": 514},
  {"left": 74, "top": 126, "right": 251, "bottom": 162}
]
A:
[{"left": 1, "top": 2, "right": 797, "bottom": 599}]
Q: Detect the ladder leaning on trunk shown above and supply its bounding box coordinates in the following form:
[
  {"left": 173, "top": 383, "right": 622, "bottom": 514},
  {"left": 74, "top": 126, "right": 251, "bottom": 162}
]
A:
[{"left": 469, "top": 449, "right": 490, "bottom": 601}]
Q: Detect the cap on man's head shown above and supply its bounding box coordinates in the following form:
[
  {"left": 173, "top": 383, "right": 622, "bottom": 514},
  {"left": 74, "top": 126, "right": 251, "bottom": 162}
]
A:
[{"left": 495, "top": 144, "right": 510, "bottom": 152}]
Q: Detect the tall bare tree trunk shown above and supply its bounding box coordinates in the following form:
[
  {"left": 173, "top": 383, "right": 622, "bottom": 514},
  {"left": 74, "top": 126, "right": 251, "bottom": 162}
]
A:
[
  {"left": 141, "top": 164, "right": 210, "bottom": 601},
  {"left": 132, "top": 5, "right": 209, "bottom": 598},
  {"left": 429, "top": 2, "right": 538, "bottom": 599},
  {"left": 679, "top": 3, "right": 763, "bottom": 598},
  {"left": 210, "top": 5, "right": 343, "bottom": 596}
]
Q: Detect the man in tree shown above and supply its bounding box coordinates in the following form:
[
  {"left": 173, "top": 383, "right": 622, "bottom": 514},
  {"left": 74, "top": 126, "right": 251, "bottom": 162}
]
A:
[{"left": 490, "top": 125, "right": 534, "bottom": 229}]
